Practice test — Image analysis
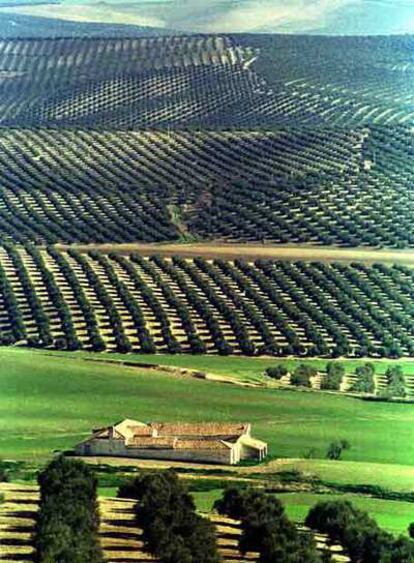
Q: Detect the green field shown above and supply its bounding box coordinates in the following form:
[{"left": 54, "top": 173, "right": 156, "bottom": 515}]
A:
[
  {"left": 251, "top": 459, "right": 414, "bottom": 492},
  {"left": 192, "top": 490, "right": 414, "bottom": 535},
  {"left": 1, "top": 348, "right": 413, "bottom": 467},
  {"left": 2, "top": 347, "right": 413, "bottom": 536},
  {"left": 41, "top": 349, "right": 414, "bottom": 384},
  {"left": 279, "top": 493, "right": 414, "bottom": 536}
]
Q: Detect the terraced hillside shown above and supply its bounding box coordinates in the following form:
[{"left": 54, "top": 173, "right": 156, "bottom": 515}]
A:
[
  {"left": 0, "top": 125, "right": 413, "bottom": 247},
  {"left": 0, "top": 483, "right": 349, "bottom": 563},
  {"left": 1, "top": 246, "right": 414, "bottom": 368},
  {"left": 1, "top": 34, "right": 413, "bottom": 129}
]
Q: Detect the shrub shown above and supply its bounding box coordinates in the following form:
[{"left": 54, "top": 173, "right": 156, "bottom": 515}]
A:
[
  {"left": 0, "top": 460, "right": 8, "bottom": 482},
  {"left": 326, "top": 440, "right": 351, "bottom": 460}
]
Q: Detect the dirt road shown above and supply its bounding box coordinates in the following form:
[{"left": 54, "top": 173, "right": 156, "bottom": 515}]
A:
[{"left": 56, "top": 242, "right": 414, "bottom": 266}]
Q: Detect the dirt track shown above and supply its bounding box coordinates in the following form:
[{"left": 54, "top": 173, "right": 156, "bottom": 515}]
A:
[{"left": 56, "top": 242, "right": 414, "bottom": 266}]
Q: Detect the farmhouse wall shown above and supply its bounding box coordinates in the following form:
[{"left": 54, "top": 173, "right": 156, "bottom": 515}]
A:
[
  {"left": 76, "top": 438, "right": 126, "bottom": 456},
  {"left": 240, "top": 443, "right": 262, "bottom": 460},
  {"left": 76, "top": 440, "right": 232, "bottom": 464},
  {"left": 123, "top": 448, "right": 232, "bottom": 464}
]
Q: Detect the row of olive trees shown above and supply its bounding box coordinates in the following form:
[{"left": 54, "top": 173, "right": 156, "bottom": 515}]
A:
[
  {"left": 119, "top": 470, "right": 219, "bottom": 563},
  {"left": 215, "top": 487, "right": 323, "bottom": 562},
  {"left": 1, "top": 248, "right": 414, "bottom": 359},
  {"left": 4, "top": 243, "right": 52, "bottom": 347},
  {"left": 178, "top": 256, "right": 256, "bottom": 356},
  {"left": 31, "top": 461, "right": 414, "bottom": 563},
  {"left": 121, "top": 253, "right": 182, "bottom": 354},
  {"left": 68, "top": 250, "right": 131, "bottom": 353},
  {"left": 266, "top": 361, "right": 408, "bottom": 398},
  {"left": 26, "top": 245, "right": 81, "bottom": 351},
  {"left": 0, "top": 259, "right": 26, "bottom": 344},
  {"left": 306, "top": 499, "right": 414, "bottom": 563},
  {"left": 131, "top": 254, "right": 207, "bottom": 354},
  {"left": 0, "top": 130, "right": 179, "bottom": 245},
  {"left": 154, "top": 255, "right": 233, "bottom": 355},
  {"left": 47, "top": 247, "right": 105, "bottom": 351},
  {"left": 92, "top": 252, "right": 156, "bottom": 353},
  {"left": 190, "top": 135, "right": 414, "bottom": 249},
  {"left": 34, "top": 457, "right": 103, "bottom": 563}
]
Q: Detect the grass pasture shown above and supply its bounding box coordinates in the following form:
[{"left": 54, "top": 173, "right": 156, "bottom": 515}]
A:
[
  {"left": 1, "top": 347, "right": 413, "bottom": 537},
  {"left": 279, "top": 493, "right": 414, "bottom": 536},
  {"left": 246, "top": 459, "right": 414, "bottom": 493},
  {"left": 1, "top": 348, "right": 413, "bottom": 467},
  {"left": 42, "top": 349, "right": 414, "bottom": 384},
  {"left": 192, "top": 490, "right": 414, "bottom": 536}
]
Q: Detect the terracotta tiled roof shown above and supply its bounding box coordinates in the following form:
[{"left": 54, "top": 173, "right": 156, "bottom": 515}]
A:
[
  {"left": 127, "top": 436, "right": 177, "bottom": 449},
  {"left": 151, "top": 422, "right": 248, "bottom": 437},
  {"left": 174, "top": 439, "right": 231, "bottom": 450},
  {"left": 85, "top": 420, "right": 252, "bottom": 453},
  {"left": 128, "top": 425, "right": 153, "bottom": 437}
]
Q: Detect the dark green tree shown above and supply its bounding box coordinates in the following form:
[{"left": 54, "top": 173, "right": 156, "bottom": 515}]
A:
[
  {"left": 326, "top": 440, "right": 351, "bottom": 460},
  {"left": 322, "top": 362, "right": 345, "bottom": 391},
  {"left": 350, "top": 363, "right": 375, "bottom": 394},
  {"left": 215, "top": 487, "right": 322, "bottom": 562},
  {"left": 306, "top": 500, "right": 414, "bottom": 563},
  {"left": 119, "top": 470, "right": 219, "bottom": 563},
  {"left": 385, "top": 365, "right": 406, "bottom": 398},
  {"left": 34, "top": 457, "right": 103, "bottom": 563},
  {"left": 265, "top": 365, "right": 288, "bottom": 380},
  {"left": 291, "top": 364, "right": 317, "bottom": 387}
]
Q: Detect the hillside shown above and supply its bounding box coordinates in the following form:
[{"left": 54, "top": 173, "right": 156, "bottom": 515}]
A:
[
  {"left": 237, "top": 34, "right": 414, "bottom": 127},
  {"left": 0, "top": 13, "right": 178, "bottom": 38},
  {"left": 0, "top": 27, "right": 413, "bottom": 563},
  {"left": 0, "top": 35, "right": 260, "bottom": 129},
  {"left": 1, "top": 348, "right": 414, "bottom": 536},
  {"left": 0, "top": 125, "right": 412, "bottom": 247},
  {"left": 1, "top": 245, "right": 414, "bottom": 362},
  {"left": 1, "top": 34, "right": 413, "bottom": 248},
  {"left": 0, "top": 35, "right": 413, "bottom": 129}
]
